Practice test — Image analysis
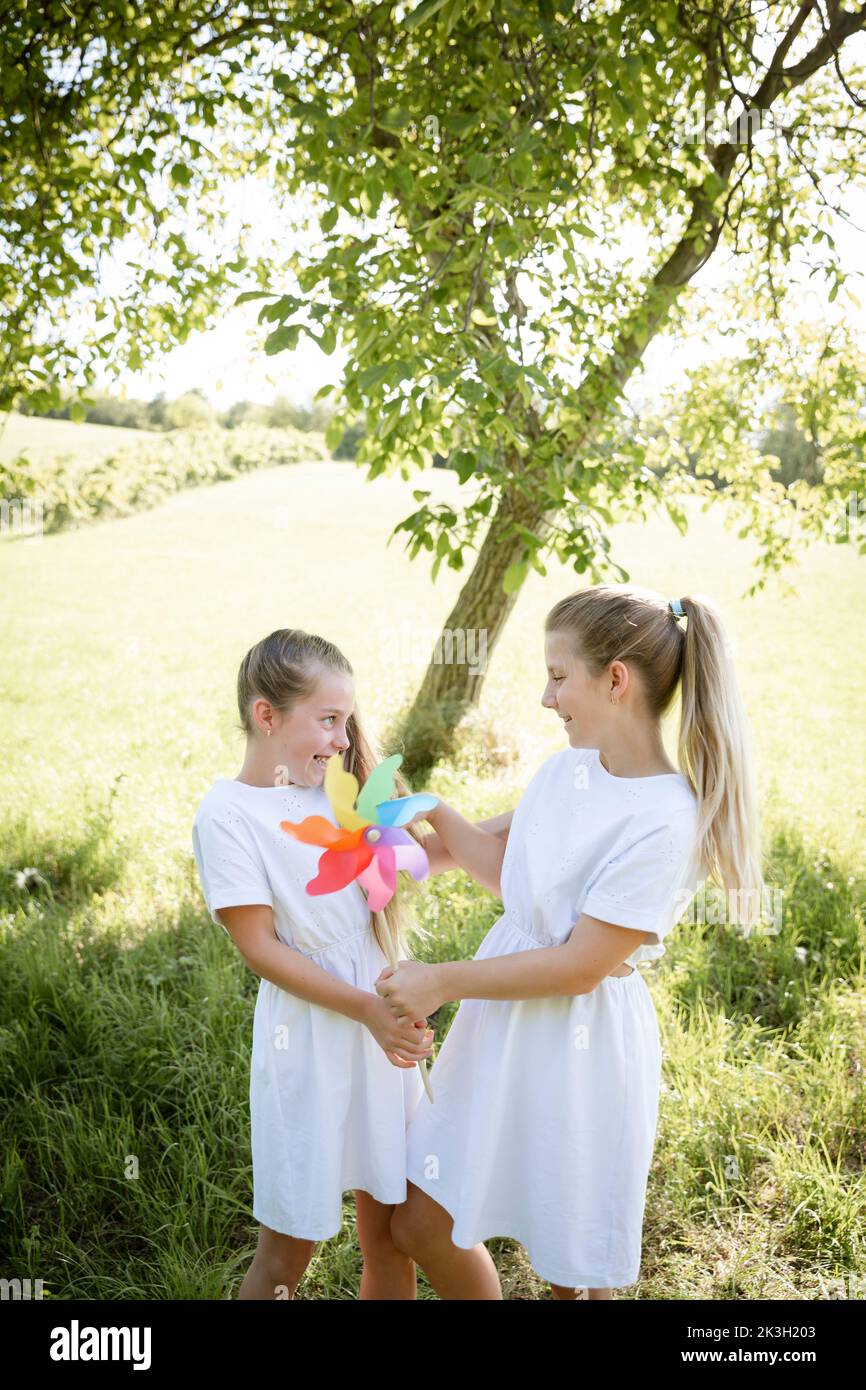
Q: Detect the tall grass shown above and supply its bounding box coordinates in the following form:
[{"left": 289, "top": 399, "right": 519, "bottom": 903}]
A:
[{"left": 2, "top": 770, "right": 862, "bottom": 1299}]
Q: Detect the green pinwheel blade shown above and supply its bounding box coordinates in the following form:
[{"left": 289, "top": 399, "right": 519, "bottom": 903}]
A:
[{"left": 355, "top": 753, "right": 403, "bottom": 822}]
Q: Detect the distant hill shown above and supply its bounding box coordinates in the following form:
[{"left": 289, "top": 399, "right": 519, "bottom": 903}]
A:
[{"left": 0, "top": 411, "right": 147, "bottom": 464}]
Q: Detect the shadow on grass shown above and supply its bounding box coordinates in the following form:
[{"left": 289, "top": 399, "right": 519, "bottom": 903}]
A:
[
  {"left": 0, "top": 891, "right": 260, "bottom": 1296},
  {"left": 0, "top": 773, "right": 131, "bottom": 914}
]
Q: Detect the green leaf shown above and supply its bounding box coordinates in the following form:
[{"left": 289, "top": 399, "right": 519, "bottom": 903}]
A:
[
  {"left": 436, "top": 367, "right": 463, "bottom": 388},
  {"left": 376, "top": 108, "right": 412, "bottom": 131},
  {"left": 452, "top": 451, "right": 476, "bottom": 484},
  {"left": 234, "top": 290, "right": 276, "bottom": 306},
  {"left": 264, "top": 324, "right": 302, "bottom": 355},
  {"left": 503, "top": 560, "right": 528, "bottom": 594},
  {"left": 466, "top": 153, "right": 491, "bottom": 180},
  {"left": 441, "top": 112, "right": 480, "bottom": 135},
  {"left": 358, "top": 362, "right": 392, "bottom": 391},
  {"left": 404, "top": 0, "right": 452, "bottom": 31},
  {"left": 360, "top": 178, "right": 384, "bottom": 216},
  {"left": 325, "top": 418, "right": 344, "bottom": 452},
  {"left": 260, "top": 294, "right": 301, "bottom": 323},
  {"left": 701, "top": 171, "right": 726, "bottom": 200}
]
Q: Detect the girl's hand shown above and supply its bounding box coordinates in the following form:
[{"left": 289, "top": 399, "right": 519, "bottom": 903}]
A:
[
  {"left": 375, "top": 961, "right": 446, "bottom": 1021},
  {"left": 363, "top": 995, "right": 434, "bottom": 1068}
]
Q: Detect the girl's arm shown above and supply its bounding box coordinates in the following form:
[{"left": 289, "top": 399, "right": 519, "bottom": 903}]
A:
[
  {"left": 216, "top": 904, "right": 433, "bottom": 1064},
  {"left": 422, "top": 809, "right": 514, "bottom": 874},
  {"left": 420, "top": 800, "right": 508, "bottom": 896},
  {"left": 376, "top": 916, "right": 655, "bottom": 1019}
]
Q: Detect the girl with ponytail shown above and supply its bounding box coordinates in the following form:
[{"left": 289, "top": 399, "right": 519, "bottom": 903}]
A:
[{"left": 376, "top": 585, "right": 765, "bottom": 1300}]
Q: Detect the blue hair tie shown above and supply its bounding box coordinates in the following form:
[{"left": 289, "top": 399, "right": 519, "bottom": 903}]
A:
[{"left": 669, "top": 598, "right": 686, "bottom": 620}]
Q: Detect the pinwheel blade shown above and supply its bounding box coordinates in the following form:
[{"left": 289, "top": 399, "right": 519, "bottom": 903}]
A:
[
  {"left": 355, "top": 753, "right": 403, "bottom": 822},
  {"left": 367, "top": 826, "right": 413, "bottom": 846},
  {"left": 280, "top": 816, "right": 360, "bottom": 850},
  {"left": 324, "top": 754, "right": 368, "bottom": 831},
  {"left": 307, "top": 844, "right": 373, "bottom": 895},
  {"left": 357, "top": 845, "right": 397, "bottom": 911},
  {"left": 375, "top": 792, "right": 439, "bottom": 827},
  {"left": 392, "top": 841, "right": 430, "bottom": 882}
]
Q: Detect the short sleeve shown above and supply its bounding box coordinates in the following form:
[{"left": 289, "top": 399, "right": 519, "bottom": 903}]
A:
[
  {"left": 581, "top": 810, "right": 698, "bottom": 946},
  {"left": 191, "top": 809, "right": 274, "bottom": 933}
]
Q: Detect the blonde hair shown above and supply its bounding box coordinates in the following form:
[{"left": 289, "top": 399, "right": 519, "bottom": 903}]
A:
[
  {"left": 545, "top": 585, "right": 766, "bottom": 929},
  {"left": 236, "top": 628, "right": 429, "bottom": 964}
]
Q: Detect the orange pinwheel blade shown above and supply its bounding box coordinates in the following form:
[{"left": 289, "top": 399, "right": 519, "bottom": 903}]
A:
[{"left": 280, "top": 816, "right": 362, "bottom": 851}]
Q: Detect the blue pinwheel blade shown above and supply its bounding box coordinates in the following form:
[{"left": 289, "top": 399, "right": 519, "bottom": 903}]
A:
[{"left": 375, "top": 793, "right": 438, "bottom": 827}]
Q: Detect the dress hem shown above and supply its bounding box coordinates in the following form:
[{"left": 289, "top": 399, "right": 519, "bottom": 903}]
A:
[
  {"left": 253, "top": 1182, "right": 413, "bottom": 1241},
  {"left": 406, "top": 1174, "right": 640, "bottom": 1289}
]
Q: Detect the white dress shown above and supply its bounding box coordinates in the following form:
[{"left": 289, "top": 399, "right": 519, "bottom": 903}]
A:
[
  {"left": 191, "top": 778, "right": 424, "bottom": 1240},
  {"left": 405, "top": 745, "right": 700, "bottom": 1288}
]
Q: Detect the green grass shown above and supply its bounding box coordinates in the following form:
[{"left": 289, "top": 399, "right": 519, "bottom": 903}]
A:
[{"left": 0, "top": 456, "right": 864, "bottom": 1299}]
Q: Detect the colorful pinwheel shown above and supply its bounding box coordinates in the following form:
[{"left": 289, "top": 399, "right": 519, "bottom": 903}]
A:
[
  {"left": 280, "top": 753, "right": 439, "bottom": 1102},
  {"left": 279, "top": 753, "right": 438, "bottom": 911}
]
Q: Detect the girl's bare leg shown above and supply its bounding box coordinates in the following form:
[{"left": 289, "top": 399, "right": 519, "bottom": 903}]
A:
[
  {"left": 354, "top": 1189, "right": 417, "bottom": 1300},
  {"left": 238, "top": 1223, "right": 316, "bottom": 1300},
  {"left": 390, "top": 1180, "right": 502, "bottom": 1300}
]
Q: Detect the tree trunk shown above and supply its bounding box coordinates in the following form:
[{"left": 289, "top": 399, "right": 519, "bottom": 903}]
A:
[{"left": 390, "top": 478, "right": 555, "bottom": 782}]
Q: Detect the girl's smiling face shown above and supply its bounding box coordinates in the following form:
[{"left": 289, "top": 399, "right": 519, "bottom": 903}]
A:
[
  {"left": 270, "top": 667, "right": 355, "bottom": 788},
  {"left": 541, "top": 630, "right": 607, "bottom": 747}
]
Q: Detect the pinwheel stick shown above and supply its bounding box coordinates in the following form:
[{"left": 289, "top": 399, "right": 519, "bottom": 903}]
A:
[{"left": 380, "top": 934, "right": 434, "bottom": 1105}]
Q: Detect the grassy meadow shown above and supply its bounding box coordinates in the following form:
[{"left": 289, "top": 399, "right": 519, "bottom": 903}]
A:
[
  {"left": 0, "top": 411, "right": 147, "bottom": 463},
  {"left": 0, "top": 411, "right": 328, "bottom": 536},
  {"left": 1, "top": 443, "right": 864, "bottom": 1299}
]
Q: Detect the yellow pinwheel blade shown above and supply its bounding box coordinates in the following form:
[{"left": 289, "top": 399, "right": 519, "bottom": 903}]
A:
[{"left": 324, "top": 753, "right": 368, "bottom": 831}]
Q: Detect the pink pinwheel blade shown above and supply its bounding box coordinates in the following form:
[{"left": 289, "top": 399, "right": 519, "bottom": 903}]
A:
[{"left": 357, "top": 845, "right": 397, "bottom": 911}]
